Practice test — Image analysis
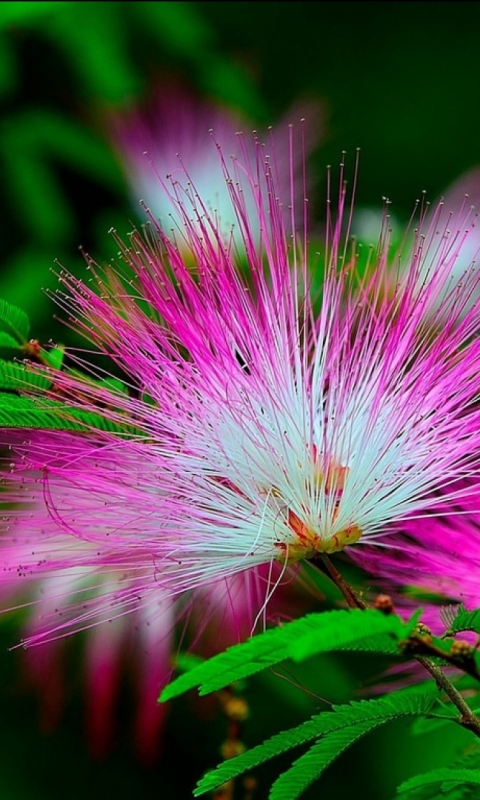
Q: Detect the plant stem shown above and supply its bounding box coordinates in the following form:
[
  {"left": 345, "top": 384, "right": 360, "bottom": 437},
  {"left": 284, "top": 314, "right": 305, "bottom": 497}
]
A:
[
  {"left": 415, "top": 655, "right": 480, "bottom": 738},
  {"left": 313, "top": 553, "right": 480, "bottom": 738},
  {"left": 315, "top": 553, "right": 369, "bottom": 609}
]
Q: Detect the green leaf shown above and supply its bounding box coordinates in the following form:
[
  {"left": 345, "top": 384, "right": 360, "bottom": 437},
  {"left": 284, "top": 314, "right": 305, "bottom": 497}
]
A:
[
  {"left": 195, "top": 690, "right": 436, "bottom": 797},
  {"left": 0, "top": 392, "right": 141, "bottom": 435},
  {"left": 0, "top": 111, "right": 122, "bottom": 244},
  {"left": 398, "top": 769, "right": 480, "bottom": 795},
  {"left": 444, "top": 605, "right": 480, "bottom": 636},
  {"left": 410, "top": 694, "right": 480, "bottom": 737},
  {"left": 46, "top": 3, "right": 140, "bottom": 102},
  {"left": 290, "top": 608, "right": 422, "bottom": 662},
  {"left": 41, "top": 345, "right": 65, "bottom": 371},
  {"left": 269, "top": 719, "right": 383, "bottom": 800},
  {"left": 97, "top": 377, "right": 129, "bottom": 396},
  {"left": 173, "top": 653, "right": 205, "bottom": 675},
  {"left": 61, "top": 404, "right": 142, "bottom": 435},
  {"left": 0, "top": 299, "right": 30, "bottom": 344},
  {"left": 0, "top": 359, "right": 51, "bottom": 391},
  {"left": 0, "top": 394, "right": 91, "bottom": 431},
  {"left": 160, "top": 609, "right": 418, "bottom": 701},
  {"left": 410, "top": 714, "right": 456, "bottom": 736},
  {"left": 0, "top": 332, "right": 21, "bottom": 349}
]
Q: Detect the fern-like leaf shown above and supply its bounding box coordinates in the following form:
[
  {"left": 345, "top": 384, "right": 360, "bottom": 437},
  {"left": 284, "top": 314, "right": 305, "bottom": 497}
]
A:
[
  {"left": 0, "top": 359, "right": 52, "bottom": 391},
  {"left": 397, "top": 768, "right": 480, "bottom": 795},
  {"left": 269, "top": 719, "right": 380, "bottom": 800},
  {"left": 398, "top": 750, "right": 480, "bottom": 798},
  {"left": 161, "top": 609, "right": 418, "bottom": 701},
  {"left": 0, "top": 299, "right": 30, "bottom": 344},
  {"left": 290, "top": 608, "right": 421, "bottom": 662},
  {"left": 0, "top": 392, "right": 140, "bottom": 435},
  {"left": 194, "top": 689, "right": 436, "bottom": 795},
  {"left": 444, "top": 605, "right": 480, "bottom": 636},
  {"left": 409, "top": 713, "right": 455, "bottom": 737}
]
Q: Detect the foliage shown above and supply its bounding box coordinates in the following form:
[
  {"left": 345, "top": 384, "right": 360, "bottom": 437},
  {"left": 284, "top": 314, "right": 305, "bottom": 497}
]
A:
[
  {"left": 0, "top": 299, "right": 139, "bottom": 434},
  {"left": 160, "top": 605, "right": 480, "bottom": 799},
  {"left": 195, "top": 690, "right": 436, "bottom": 799},
  {"left": 161, "top": 609, "right": 420, "bottom": 701}
]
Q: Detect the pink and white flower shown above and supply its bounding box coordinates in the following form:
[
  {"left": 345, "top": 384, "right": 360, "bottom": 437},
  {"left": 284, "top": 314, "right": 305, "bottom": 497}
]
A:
[
  {"left": 3, "top": 131, "right": 480, "bottom": 649},
  {"left": 349, "top": 478, "right": 480, "bottom": 631},
  {"left": 0, "top": 438, "right": 300, "bottom": 758}
]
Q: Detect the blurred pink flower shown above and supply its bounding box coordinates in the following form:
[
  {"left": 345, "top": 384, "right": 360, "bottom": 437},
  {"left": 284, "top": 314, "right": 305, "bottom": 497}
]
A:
[
  {"left": 408, "top": 168, "right": 480, "bottom": 324},
  {"left": 0, "top": 470, "right": 174, "bottom": 761},
  {"left": 353, "top": 167, "right": 480, "bottom": 323},
  {"left": 432, "top": 167, "right": 480, "bottom": 287},
  {"left": 110, "top": 82, "right": 323, "bottom": 248},
  {"left": 1, "top": 441, "right": 303, "bottom": 760}
]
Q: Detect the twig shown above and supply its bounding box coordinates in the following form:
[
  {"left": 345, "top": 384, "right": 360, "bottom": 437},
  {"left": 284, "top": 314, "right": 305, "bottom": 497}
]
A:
[
  {"left": 311, "top": 552, "right": 480, "bottom": 739},
  {"left": 415, "top": 655, "right": 480, "bottom": 737}
]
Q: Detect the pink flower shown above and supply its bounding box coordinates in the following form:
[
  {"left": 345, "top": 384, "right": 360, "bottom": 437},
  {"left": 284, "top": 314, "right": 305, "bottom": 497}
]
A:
[
  {"left": 353, "top": 167, "right": 480, "bottom": 324},
  {"left": 349, "top": 478, "right": 480, "bottom": 633},
  {"left": 348, "top": 169, "right": 480, "bottom": 631},
  {"left": 0, "top": 461, "right": 175, "bottom": 760},
  {"left": 0, "top": 438, "right": 301, "bottom": 759},
  {"left": 432, "top": 168, "right": 480, "bottom": 285},
  {"left": 3, "top": 130, "right": 480, "bottom": 650},
  {"left": 110, "top": 81, "right": 323, "bottom": 247}
]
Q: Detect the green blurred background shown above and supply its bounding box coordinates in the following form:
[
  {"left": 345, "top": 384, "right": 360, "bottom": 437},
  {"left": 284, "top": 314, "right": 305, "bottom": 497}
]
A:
[{"left": 0, "top": 2, "right": 478, "bottom": 798}]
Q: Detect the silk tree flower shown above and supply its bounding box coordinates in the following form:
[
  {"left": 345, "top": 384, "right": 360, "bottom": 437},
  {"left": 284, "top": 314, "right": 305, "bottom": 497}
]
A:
[
  {"left": 349, "top": 481, "right": 480, "bottom": 637},
  {"left": 0, "top": 447, "right": 299, "bottom": 759},
  {"left": 110, "top": 81, "right": 322, "bottom": 247},
  {"left": 3, "top": 131, "right": 480, "bottom": 647},
  {"left": 352, "top": 167, "right": 480, "bottom": 323},
  {"left": 0, "top": 474, "right": 175, "bottom": 761}
]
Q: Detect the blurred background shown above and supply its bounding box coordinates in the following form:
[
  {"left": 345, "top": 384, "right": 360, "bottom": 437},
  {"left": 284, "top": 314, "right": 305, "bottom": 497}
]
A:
[{"left": 0, "top": 2, "right": 478, "bottom": 798}]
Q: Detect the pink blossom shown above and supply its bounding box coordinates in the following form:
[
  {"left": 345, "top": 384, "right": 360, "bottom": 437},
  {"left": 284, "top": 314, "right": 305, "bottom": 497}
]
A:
[
  {"left": 0, "top": 441, "right": 302, "bottom": 758},
  {"left": 0, "top": 462, "right": 174, "bottom": 759},
  {"left": 431, "top": 168, "right": 480, "bottom": 286},
  {"left": 353, "top": 167, "right": 480, "bottom": 324},
  {"left": 349, "top": 478, "right": 480, "bottom": 634},
  {"left": 3, "top": 132, "right": 480, "bottom": 650},
  {"left": 110, "top": 81, "right": 323, "bottom": 247}
]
